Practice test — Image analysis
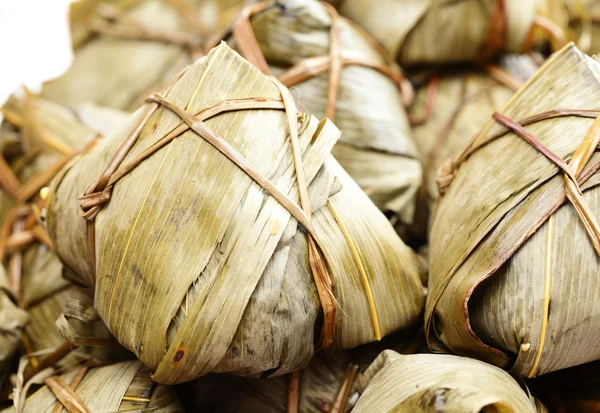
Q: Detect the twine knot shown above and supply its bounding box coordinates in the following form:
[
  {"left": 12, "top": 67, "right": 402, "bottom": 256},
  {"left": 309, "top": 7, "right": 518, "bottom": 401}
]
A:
[
  {"left": 79, "top": 181, "right": 113, "bottom": 221},
  {"left": 436, "top": 157, "right": 457, "bottom": 196}
]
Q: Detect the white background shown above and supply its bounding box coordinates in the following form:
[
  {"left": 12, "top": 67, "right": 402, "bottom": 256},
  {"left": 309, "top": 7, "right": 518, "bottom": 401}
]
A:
[{"left": 0, "top": 0, "right": 74, "bottom": 106}]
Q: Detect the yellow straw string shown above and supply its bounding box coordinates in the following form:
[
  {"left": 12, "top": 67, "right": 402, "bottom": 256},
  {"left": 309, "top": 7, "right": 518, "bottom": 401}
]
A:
[
  {"left": 122, "top": 396, "right": 152, "bottom": 403},
  {"left": 528, "top": 213, "right": 554, "bottom": 377},
  {"left": 326, "top": 199, "right": 381, "bottom": 341}
]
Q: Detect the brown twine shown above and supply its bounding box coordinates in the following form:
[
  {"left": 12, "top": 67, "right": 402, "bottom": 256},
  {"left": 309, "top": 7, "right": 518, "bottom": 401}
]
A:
[
  {"left": 222, "top": 0, "right": 413, "bottom": 118},
  {"left": 481, "top": 0, "right": 566, "bottom": 58},
  {"left": 496, "top": 112, "right": 600, "bottom": 375},
  {"left": 79, "top": 78, "right": 340, "bottom": 346},
  {"left": 522, "top": 16, "right": 567, "bottom": 53},
  {"left": 286, "top": 370, "right": 301, "bottom": 413},
  {"left": 0, "top": 135, "right": 99, "bottom": 308},
  {"left": 284, "top": 362, "right": 359, "bottom": 413},
  {"left": 437, "top": 109, "right": 600, "bottom": 195},
  {"left": 77, "top": 1, "right": 393, "bottom": 347},
  {"left": 408, "top": 74, "right": 439, "bottom": 127},
  {"left": 0, "top": 101, "right": 102, "bottom": 372},
  {"left": 87, "top": 1, "right": 207, "bottom": 58},
  {"left": 482, "top": 1, "right": 566, "bottom": 58},
  {"left": 41, "top": 355, "right": 159, "bottom": 412},
  {"left": 433, "top": 110, "right": 600, "bottom": 375},
  {"left": 437, "top": 110, "right": 600, "bottom": 256},
  {"left": 410, "top": 70, "right": 521, "bottom": 236},
  {"left": 0, "top": 155, "right": 21, "bottom": 199},
  {"left": 329, "top": 364, "right": 359, "bottom": 413},
  {"left": 481, "top": 63, "right": 525, "bottom": 92},
  {"left": 480, "top": 0, "right": 508, "bottom": 61},
  {"left": 47, "top": 366, "right": 89, "bottom": 413}
]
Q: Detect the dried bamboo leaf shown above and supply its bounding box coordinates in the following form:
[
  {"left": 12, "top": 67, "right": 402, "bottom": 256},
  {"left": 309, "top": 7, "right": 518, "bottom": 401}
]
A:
[
  {"left": 409, "top": 56, "right": 537, "bottom": 238},
  {"left": 1, "top": 361, "right": 183, "bottom": 413},
  {"left": 42, "top": 0, "right": 247, "bottom": 111},
  {"left": 0, "top": 95, "right": 128, "bottom": 357},
  {"left": 338, "top": 0, "right": 539, "bottom": 66},
  {"left": 0, "top": 93, "right": 125, "bottom": 192},
  {"left": 426, "top": 43, "right": 600, "bottom": 377},
  {"left": 223, "top": 0, "right": 422, "bottom": 230},
  {"left": 352, "top": 351, "right": 542, "bottom": 412},
  {"left": 0, "top": 265, "right": 28, "bottom": 390},
  {"left": 46, "top": 43, "right": 425, "bottom": 384},
  {"left": 0, "top": 97, "right": 129, "bottom": 403}
]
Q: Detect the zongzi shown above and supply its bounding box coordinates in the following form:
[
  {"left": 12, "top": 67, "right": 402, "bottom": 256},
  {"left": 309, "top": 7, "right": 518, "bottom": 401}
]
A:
[
  {"left": 43, "top": 0, "right": 247, "bottom": 111},
  {"left": 337, "top": 0, "right": 563, "bottom": 66},
  {"left": 409, "top": 55, "right": 537, "bottom": 238},
  {"left": 427, "top": 43, "right": 600, "bottom": 377},
  {"left": 46, "top": 43, "right": 425, "bottom": 384},
  {"left": 2, "top": 360, "right": 183, "bottom": 412},
  {"left": 352, "top": 350, "right": 543, "bottom": 412},
  {"left": 0, "top": 94, "right": 128, "bottom": 355},
  {"left": 219, "top": 0, "right": 422, "bottom": 232}
]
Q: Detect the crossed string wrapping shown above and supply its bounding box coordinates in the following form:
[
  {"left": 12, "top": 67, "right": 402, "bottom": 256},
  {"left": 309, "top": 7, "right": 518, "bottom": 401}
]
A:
[
  {"left": 85, "top": 0, "right": 211, "bottom": 58},
  {"left": 74, "top": 0, "right": 410, "bottom": 357},
  {"left": 226, "top": 0, "right": 414, "bottom": 120},
  {"left": 44, "top": 366, "right": 90, "bottom": 413},
  {"left": 435, "top": 109, "right": 600, "bottom": 377},
  {"left": 78, "top": 70, "right": 383, "bottom": 353}
]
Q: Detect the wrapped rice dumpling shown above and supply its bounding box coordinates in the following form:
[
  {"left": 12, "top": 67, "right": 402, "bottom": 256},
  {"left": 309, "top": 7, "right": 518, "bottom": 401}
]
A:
[
  {"left": 43, "top": 0, "right": 247, "bottom": 111},
  {"left": 2, "top": 360, "right": 183, "bottom": 412},
  {"left": 46, "top": 43, "right": 425, "bottom": 384},
  {"left": 220, "top": 0, "right": 422, "bottom": 230},
  {"left": 337, "top": 0, "right": 563, "bottom": 66},
  {"left": 426, "top": 43, "right": 600, "bottom": 377},
  {"left": 352, "top": 350, "right": 543, "bottom": 412},
  {"left": 0, "top": 265, "right": 27, "bottom": 391},
  {"left": 0, "top": 94, "right": 128, "bottom": 356},
  {"left": 409, "top": 55, "right": 537, "bottom": 237},
  {"left": 0, "top": 92, "right": 126, "bottom": 213}
]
